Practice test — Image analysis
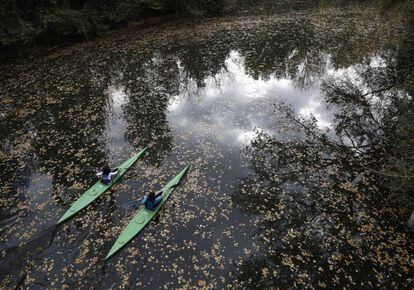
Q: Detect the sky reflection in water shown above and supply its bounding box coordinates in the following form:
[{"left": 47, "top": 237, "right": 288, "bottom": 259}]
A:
[
  {"left": 167, "top": 50, "right": 332, "bottom": 149},
  {"left": 104, "top": 85, "right": 131, "bottom": 161}
]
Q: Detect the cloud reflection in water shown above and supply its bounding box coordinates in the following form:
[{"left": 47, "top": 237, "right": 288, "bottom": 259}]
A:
[{"left": 167, "top": 50, "right": 333, "bottom": 147}]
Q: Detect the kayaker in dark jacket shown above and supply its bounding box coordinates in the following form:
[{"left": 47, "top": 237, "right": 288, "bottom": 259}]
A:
[
  {"left": 141, "top": 191, "right": 163, "bottom": 210},
  {"left": 96, "top": 165, "right": 118, "bottom": 184}
]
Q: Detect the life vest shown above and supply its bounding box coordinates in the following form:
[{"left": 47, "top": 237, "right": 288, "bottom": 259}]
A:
[
  {"left": 102, "top": 173, "right": 111, "bottom": 184},
  {"left": 145, "top": 198, "right": 156, "bottom": 210}
]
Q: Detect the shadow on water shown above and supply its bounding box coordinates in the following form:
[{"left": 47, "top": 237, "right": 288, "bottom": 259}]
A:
[{"left": 0, "top": 0, "right": 413, "bottom": 288}]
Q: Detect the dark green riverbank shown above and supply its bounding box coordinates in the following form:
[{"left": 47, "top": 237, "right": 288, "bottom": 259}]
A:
[{"left": 0, "top": 0, "right": 227, "bottom": 57}]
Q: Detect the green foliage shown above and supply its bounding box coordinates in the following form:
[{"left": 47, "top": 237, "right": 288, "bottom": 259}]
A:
[
  {"left": 100, "top": 1, "right": 144, "bottom": 23},
  {"left": 0, "top": 1, "right": 33, "bottom": 46},
  {"left": 41, "top": 8, "right": 96, "bottom": 37},
  {"left": 0, "top": 0, "right": 225, "bottom": 50}
]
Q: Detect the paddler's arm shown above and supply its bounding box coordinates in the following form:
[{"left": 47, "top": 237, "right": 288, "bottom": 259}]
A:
[
  {"left": 108, "top": 170, "right": 118, "bottom": 179},
  {"left": 140, "top": 196, "right": 147, "bottom": 205},
  {"left": 96, "top": 172, "right": 103, "bottom": 178}
]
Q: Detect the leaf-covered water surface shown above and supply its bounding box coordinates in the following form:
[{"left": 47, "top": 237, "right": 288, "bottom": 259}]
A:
[{"left": 1, "top": 1, "right": 413, "bottom": 288}]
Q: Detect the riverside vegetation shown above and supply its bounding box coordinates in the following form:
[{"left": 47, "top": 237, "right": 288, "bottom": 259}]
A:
[{"left": 0, "top": 0, "right": 226, "bottom": 53}]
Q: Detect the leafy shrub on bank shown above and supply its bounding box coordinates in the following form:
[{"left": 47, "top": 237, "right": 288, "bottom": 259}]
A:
[
  {"left": 0, "top": 0, "right": 225, "bottom": 51},
  {"left": 41, "top": 8, "right": 96, "bottom": 37},
  {"left": 0, "top": 1, "right": 34, "bottom": 46}
]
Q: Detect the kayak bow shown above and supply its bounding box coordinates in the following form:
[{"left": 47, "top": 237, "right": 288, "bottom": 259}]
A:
[
  {"left": 105, "top": 165, "right": 190, "bottom": 259},
  {"left": 57, "top": 147, "right": 148, "bottom": 225}
]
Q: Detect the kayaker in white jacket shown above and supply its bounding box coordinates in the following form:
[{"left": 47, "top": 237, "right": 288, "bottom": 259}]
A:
[{"left": 96, "top": 165, "right": 118, "bottom": 184}]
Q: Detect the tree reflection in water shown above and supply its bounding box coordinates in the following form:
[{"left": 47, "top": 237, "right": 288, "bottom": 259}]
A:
[{"left": 233, "top": 29, "right": 414, "bottom": 290}]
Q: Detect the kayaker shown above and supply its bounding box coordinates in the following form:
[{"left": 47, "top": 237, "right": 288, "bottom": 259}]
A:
[
  {"left": 96, "top": 165, "right": 118, "bottom": 184},
  {"left": 141, "top": 191, "right": 163, "bottom": 210}
]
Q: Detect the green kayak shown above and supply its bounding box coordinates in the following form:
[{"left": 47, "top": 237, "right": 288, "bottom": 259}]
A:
[
  {"left": 105, "top": 165, "right": 190, "bottom": 259},
  {"left": 57, "top": 147, "right": 148, "bottom": 225}
]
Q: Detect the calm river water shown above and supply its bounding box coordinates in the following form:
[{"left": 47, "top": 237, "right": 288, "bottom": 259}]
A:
[{"left": 1, "top": 1, "right": 413, "bottom": 288}]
